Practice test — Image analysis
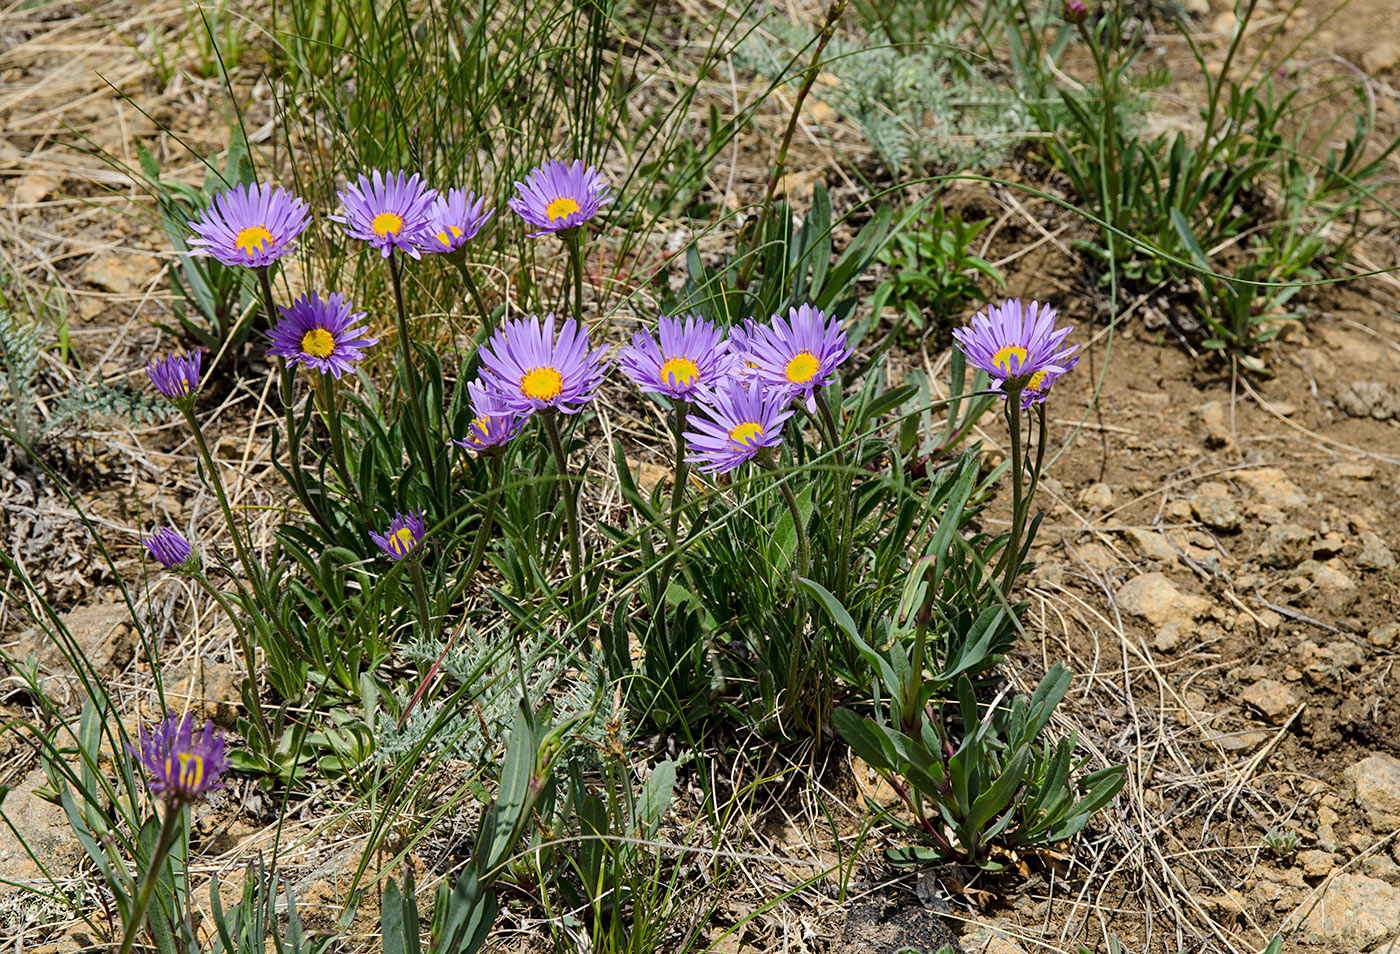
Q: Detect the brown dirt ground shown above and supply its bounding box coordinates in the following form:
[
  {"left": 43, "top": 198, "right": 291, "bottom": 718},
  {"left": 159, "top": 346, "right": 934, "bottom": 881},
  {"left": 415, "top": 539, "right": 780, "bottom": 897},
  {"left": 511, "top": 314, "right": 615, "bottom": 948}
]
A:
[{"left": 4, "top": 1, "right": 1400, "bottom": 953}]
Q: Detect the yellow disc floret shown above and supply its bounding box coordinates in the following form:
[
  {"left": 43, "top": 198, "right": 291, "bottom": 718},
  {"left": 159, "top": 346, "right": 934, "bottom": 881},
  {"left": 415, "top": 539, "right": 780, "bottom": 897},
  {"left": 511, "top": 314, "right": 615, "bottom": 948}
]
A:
[
  {"left": 729, "top": 421, "right": 764, "bottom": 447},
  {"left": 390, "top": 527, "right": 416, "bottom": 557},
  {"left": 435, "top": 224, "right": 464, "bottom": 246},
  {"left": 372, "top": 211, "right": 404, "bottom": 238},
  {"left": 301, "top": 328, "right": 336, "bottom": 358},
  {"left": 991, "top": 344, "right": 1029, "bottom": 377},
  {"left": 234, "top": 225, "right": 273, "bottom": 257},
  {"left": 469, "top": 415, "right": 492, "bottom": 443},
  {"left": 545, "top": 196, "right": 581, "bottom": 222},
  {"left": 1025, "top": 370, "right": 1048, "bottom": 392},
  {"left": 521, "top": 366, "right": 564, "bottom": 401},
  {"left": 784, "top": 350, "right": 820, "bottom": 384},
  {"left": 659, "top": 356, "right": 700, "bottom": 389},
  {"left": 177, "top": 752, "right": 203, "bottom": 791}
]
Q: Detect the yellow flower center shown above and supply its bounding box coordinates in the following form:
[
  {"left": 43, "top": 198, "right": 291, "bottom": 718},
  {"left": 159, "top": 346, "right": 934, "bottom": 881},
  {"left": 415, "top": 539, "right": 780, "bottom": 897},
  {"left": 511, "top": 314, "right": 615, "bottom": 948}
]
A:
[
  {"left": 1026, "top": 370, "right": 1048, "bottom": 392},
  {"left": 234, "top": 224, "right": 273, "bottom": 257},
  {"left": 170, "top": 377, "right": 192, "bottom": 396},
  {"left": 301, "top": 328, "right": 336, "bottom": 358},
  {"left": 729, "top": 422, "right": 764, "bottom": 447},
  {"left": 545, "top": 196, "right": 580, "bottom": 222},
  {"left": 372, "top": 211, "right": 404, "bottom": 238},
  {"left": 659, "top": 356, "right": 700, "bottom": 389},
  {"left": 176, "top": 752, "right": 203, "bottom": 791},
  {"left": 992, "top": 344, "right": 1029, "bottom": 377},
  {"left": 784, "top": 350, "right": 820, "bottom": 384},
  {"left": 469, "top": 415, "right": 491, "bottom": 443},
  {"left": 435, "top": 224, "right": 463, "bottom": 246},
  {"left": 390, "top": 526, "right": 416, "bottom": 556},
  {"left": 521, "top": 366, "right": 564, "bottom": 401}
]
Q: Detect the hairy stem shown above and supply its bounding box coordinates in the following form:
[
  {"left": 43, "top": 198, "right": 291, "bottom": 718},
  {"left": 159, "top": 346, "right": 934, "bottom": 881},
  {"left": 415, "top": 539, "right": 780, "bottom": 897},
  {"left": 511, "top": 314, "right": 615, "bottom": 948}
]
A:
[{"left": 542, "top": 410, "right": 586, "bottom": 630}]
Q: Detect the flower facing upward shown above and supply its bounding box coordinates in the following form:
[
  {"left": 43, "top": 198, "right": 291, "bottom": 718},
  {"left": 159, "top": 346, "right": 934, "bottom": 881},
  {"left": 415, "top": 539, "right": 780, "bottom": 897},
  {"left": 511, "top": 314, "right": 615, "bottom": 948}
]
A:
[
  {"left": 143, "top": 526, "right": 197, "bottom": 572},
  {"left": 951, "top": 299, "right": 1078, "bottom": 404},
  {"left": 745, "top": 303, "right": 852, "bottom": 411},
  {"left": 508, "top": 159, "right": 613, "bottom": 237},
  {"left": 146, "top": 351, "right": 202, "bottom": 406},
  {"left": 267, "top": 292, "right": 379, "bottom": 378},
  {"left": 135, "top": 712, "right": 227, "bottom": 805},
  {"left": 186, "top": 183, "right": 310, "bottom": 269},
  {"left": 370, "top": 510, "right": 426, "bottom": 561},
  {"left": 477, "top": 313, "right": 609, "bottom": 416},
  {"left": 617, "top": 314, "right": 733, "bottom": 401},
  {"left": 418, "top": 188, "right": 494, "bottom": 255},
  {"left": 453, "top": 380, "right": 527, "bottom": 451},
  {"left": 331, "top": 170, "right": 438, "bottom": 258},
  {"left": 684, "top": 379, "right": 795, "bottom": 474}
]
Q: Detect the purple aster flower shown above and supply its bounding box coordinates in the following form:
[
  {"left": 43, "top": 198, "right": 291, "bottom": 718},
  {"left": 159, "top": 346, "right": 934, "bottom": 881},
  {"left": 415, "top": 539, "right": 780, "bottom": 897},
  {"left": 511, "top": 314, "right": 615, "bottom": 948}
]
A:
[
  {"left": 145, "top": 351, "right": 202, "bottom": 406},
  {"left": 684, "top": 379, "right": 795, "bottom": 474},
  {"left": 418, "top": 188, "right": 494, "bottom": 255},
  {"left": 331, "top": 170, "right": 438, "bottom": 259},
  {"left": 186, "top": 182, "right": 310, "bottom": 269},
  {"left": 725, "top": 318, "right": 765, "bottom": 382},
  {"left": 1064, "top": 0, "right": 1089, "bottom": 22},
  {"left": 370, "top": 509, "right": 427, "bottom": 561},
  {"left": 453, "top": 380, "right": 527, "bottom": 451},
  {"left": 267, "top": 291, "right": 379, "bottom": 378},
  {"left": 134, "top": 712, "right": 227, "bottom": 805},
  {"left": 951, "top": 299, "right": 1078, "bottom": 402},
  {"left": 745, "top": 303, "right": 853, "bottom": 412},
  {"left": 143, "top": 526, "right": 197, "bottom": 571},
  {"left": 508, "top": 159, "right": 613, "bottom": 238},
  {"left": 477, "top": 313, "right": 609, "bottom": 416},
  {"left": 617, "top": 314, "right": 733, "bottom": 402}
]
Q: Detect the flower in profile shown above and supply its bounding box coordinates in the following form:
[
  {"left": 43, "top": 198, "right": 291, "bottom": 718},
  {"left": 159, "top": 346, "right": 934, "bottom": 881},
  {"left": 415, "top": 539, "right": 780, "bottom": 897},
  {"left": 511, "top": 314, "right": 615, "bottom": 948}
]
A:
[
  {"left": 134, "top": 712, "right": 227, "bottom": 805},
  {"left": 684, "top": 379, "right": 795, "bottom": 474},
  {"left": 745, "top": 303, "right": 852, "bottom": 411},
  {"left": 725, "top": 318, "right": 765, "bottom": 381},
  {"left": 453, "top": 380, "right": 527, "bottom": 451},
  {"left": 617, "top": 314, "right": 733, "bottom": 402},
  {"left": 331, "top": 170, "right": 437, "bottom": 258},
  {"left": 186, "top": 182, "right": 310, "bottom": 269},
  {"left": 418, "top": 188, "right": 494, "bottom": 255},
  {"left": 508, "top": 159, "right": 613, "bottom": 238},
  {"left": 370, "top": 510, "right": 427, "bottom": 561},
  {"left": 267, "top": 291, "right": 379, "bottom": 378},
  {"left": 145, "top": 351, "right": 202, "bottom": 407},
  {"left": 951, "top": 299, "right": 1078, "bottom": 404},
  {"left": 477, "top": 313, "right": 609, "bottom": 416},
  {"left": 143, "top": 526, "right": 197, "bottom": 572}
]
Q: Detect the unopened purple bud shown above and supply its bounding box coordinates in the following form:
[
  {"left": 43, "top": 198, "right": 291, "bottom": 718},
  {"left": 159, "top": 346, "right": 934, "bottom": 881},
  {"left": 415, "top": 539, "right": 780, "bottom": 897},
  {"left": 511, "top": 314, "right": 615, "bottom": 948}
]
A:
[{"left": 1065, "top": 0, "right": 1088, "bottom": 22}]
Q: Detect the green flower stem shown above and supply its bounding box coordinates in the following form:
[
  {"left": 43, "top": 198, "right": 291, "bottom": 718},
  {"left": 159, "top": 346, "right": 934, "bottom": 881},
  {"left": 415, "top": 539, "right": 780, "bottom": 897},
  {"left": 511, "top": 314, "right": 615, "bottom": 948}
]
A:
[
  {"left": 541, "top": 410, "right": 585, "bottom": 630},
  {"left": 181, "top": 408, "right": 262, "bottom": 594},
  {"left": 1001, "top": 396, "right": 1027, "bottom": 596},
  {"left": 1077, "top": 18, "right": 1122, "bottom": 245},
  {"left": 398, "top": 454, "right": 502, "bottom": 729},
  {"left": 759, "top": 449, "right": 809, "bottom": 582},
  {"left": 814, "top": 389, "right": 852, "bottom": 601},
  {"left": 114, "top": 801, "right": 183, "bottom": 954},
  {"left": 276, "top": 363, "right": 327, "bottom": 531},
  {"left": 193, "top": 572, "right": 273, "bottom": 756},
  {"left": 387, "top": 249, "right": 433, "bottom": 473},
  {"left": 408, "top": 557, "right": 435, "bottom": 649},
  {"left": 655, "top": 401, "right": 689, "bottom": 603},
  {"left": 450, "top": 255, "right": 495, "bottom": 340},
  {"left": 561, "top": 228, "right": 586, "bottom": 323},
  {"left": 312, "top": 371, "right": 361, "bottom": 505}
]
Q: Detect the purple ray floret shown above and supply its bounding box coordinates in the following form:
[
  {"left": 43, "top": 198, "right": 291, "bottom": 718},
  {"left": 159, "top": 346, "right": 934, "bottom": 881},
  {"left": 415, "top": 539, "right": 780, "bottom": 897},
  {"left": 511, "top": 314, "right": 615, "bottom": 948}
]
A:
[
  {"left": 370, "top": 509, "right": 427, "bottom": 561},
  {"left": 143, "top": 526, "right": 195, "bottom": 571},
  {"left": 476, "top": 313, "right": 609, "bottom": 416},
  {"left": 684, "top": 378, "right": 795, "bottom": 474},
  {"left": 618, "top": 314, "right": 733, "bottom": 401},
  {"left": 418, "top": 188, "right": 494, "bottom": 255},
  {"left": 745, "top": 303, "right": 852, "bottom": 412},
  {"left": 508, "top": 159, "right": 613, "bottom": 237},
  {"left": 951, "top": 299, "right": 1078, "bottom": 405},
  {"left": 145, "top": 351, "right": 202, "bottom": 404},
  {"left": 267, "top": 291, "right": 379, "bottom": 378},
  {"left": 331, "top": 170, "right": 438, "bottom": 259},
  {"left": 186, "top": 182, "right": 310, "bottom": 269},
  {"left": 134, "top": 711, "right": 227, "bottom": 805},
  {"left": 453, "top": 379, "right": 527, "bottom": 451}
]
